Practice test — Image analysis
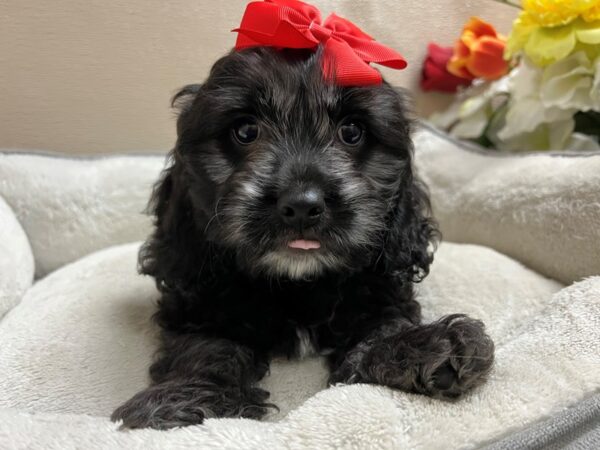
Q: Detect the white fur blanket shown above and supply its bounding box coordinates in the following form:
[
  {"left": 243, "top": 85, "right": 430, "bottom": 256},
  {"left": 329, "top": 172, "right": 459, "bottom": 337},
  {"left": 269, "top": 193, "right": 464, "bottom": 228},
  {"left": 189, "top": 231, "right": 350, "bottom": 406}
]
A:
[
  {"left": 0, "top": 127, "right": 599, "bottom": 449},
  {"left": 414, "top": 125, "right": 600, "bottom": 285}
]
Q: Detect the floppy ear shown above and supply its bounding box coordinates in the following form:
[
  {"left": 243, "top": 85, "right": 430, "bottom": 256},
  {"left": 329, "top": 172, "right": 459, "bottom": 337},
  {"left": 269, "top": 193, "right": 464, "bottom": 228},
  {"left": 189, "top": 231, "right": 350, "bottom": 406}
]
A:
[
  {"left": 171, "top": 84, "right": 203, "bottom": 136},
  {"left": 138, "top": 158, "right": 200, "bottom": 288},
  {"left": 171, "top": 84, "right": 202, "bottom": 111},
  {"left": 138, "top": 84, "right": 206, "bottom": 290},
  {"left": 378, "top": 170, "right": 440, "bottom": 283}
]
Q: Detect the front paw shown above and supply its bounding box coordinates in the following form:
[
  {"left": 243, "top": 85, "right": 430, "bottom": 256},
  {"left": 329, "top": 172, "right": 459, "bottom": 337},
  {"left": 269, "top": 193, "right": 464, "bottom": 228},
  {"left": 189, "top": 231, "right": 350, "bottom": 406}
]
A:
[
  {"left": 329, "top": 341, "right": 371, "bottom": 385},
  {"left": 111, "top": 382, "right": 207, "bottom": 430},
  {"left": 111, "top": 381, "right": 271, "bottom": 430},
  {"left": 361, "top": 314, "right": 495, "bottom": 399}
]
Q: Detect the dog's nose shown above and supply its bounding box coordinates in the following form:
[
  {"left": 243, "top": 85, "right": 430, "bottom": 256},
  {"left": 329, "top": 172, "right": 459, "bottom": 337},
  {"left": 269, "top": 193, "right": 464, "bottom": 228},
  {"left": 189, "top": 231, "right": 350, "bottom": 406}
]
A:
[{"left": 278, "top": 188, "right": 325, "bottom": 229}]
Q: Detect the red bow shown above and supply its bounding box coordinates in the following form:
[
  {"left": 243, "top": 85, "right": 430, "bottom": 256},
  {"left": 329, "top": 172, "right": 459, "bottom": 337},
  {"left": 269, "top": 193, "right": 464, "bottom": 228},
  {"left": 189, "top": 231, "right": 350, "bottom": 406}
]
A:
[{"left": 233, "top": 0, "right": 407, "bottom": 86}]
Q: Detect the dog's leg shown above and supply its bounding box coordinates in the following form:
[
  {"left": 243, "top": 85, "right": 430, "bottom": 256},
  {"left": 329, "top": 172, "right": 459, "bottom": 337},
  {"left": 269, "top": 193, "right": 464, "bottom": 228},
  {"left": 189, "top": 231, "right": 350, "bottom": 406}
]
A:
[
  {"left": 329, "top": 314, "right": 494, "bottom": 399},
  {"left": 111, "top": 333, "right": 271, "bottom": 429}
]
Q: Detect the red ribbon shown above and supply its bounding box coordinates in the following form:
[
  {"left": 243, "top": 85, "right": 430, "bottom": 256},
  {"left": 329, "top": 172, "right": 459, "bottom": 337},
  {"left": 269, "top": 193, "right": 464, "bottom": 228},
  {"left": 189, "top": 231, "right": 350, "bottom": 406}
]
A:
[{"left": 233, "top": 0, "right": 407, "bottom": 86}]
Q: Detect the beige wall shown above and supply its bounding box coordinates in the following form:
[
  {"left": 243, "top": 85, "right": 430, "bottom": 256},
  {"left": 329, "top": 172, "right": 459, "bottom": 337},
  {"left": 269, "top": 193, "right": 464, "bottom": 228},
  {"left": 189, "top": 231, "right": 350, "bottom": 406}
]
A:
[{"left": 0, "top": 1, "right": 517, "bottom": 154}]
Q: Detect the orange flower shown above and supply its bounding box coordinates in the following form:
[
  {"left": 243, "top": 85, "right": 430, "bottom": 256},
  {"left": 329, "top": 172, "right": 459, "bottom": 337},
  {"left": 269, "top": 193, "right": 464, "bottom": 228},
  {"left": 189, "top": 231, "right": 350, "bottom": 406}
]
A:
[{"left": 447, "top": 17, "right": 509, "bottom": 81}]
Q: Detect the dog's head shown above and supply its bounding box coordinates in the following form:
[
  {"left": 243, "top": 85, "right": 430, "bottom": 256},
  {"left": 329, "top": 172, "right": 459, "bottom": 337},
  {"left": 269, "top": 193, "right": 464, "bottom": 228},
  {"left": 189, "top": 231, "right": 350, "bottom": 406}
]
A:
[{"left": 144, "top": 47, "right": 437, "bottom": 284}]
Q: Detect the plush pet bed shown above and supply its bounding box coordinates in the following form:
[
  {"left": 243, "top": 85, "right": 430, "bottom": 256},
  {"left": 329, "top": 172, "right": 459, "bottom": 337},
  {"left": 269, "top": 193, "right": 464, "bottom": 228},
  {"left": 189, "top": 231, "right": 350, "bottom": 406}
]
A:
[{"left": 0, "top": 126, "right": 598, "bottom": 449}]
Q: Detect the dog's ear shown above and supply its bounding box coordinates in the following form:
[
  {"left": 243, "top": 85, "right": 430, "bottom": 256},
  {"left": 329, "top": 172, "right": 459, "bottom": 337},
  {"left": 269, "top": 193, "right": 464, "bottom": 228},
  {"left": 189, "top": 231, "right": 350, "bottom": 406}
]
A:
[
  {"left": 139, "top": 83, "right": 211, "bottom": 290},
  {"left": 149, "top": 82, "right": 203, "bottom": 235},
  {"left": 378, "top": 171, "right": 440, "bottom": 283},
  {"left": 138, "top": 158, "right": 197, "bottom": 287},
  {"left": 171, "top": 84, "right": 202, "bottom": 112},
  {"left": 171, "top": 84, "right": 203, "bottom": 136}
]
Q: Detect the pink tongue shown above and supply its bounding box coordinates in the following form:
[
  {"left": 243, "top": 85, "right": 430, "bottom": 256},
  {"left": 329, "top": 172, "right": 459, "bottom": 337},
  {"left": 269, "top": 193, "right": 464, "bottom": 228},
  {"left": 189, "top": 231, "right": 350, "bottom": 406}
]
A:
[{"left": 288, "top": 239, "right": 321, "bottom": 250}]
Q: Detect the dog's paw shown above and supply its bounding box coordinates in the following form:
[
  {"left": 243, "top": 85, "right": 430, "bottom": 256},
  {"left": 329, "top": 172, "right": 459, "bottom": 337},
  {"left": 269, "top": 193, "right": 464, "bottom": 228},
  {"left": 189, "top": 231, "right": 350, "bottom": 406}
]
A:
[
  {"left": 428, "top": 315, "right": 495, "bottom": 398},
  {"left": 111, "top": 381, "right": 272, "bottom": 430},
  {"left": 361, "top": 314, "right": 495, "bottom": 399},
  {"left": 328, "top": 340, "right": 371, "bottom": 385},
  {"left": 111, "top": 383, "right": 208, "bottom": 430}
]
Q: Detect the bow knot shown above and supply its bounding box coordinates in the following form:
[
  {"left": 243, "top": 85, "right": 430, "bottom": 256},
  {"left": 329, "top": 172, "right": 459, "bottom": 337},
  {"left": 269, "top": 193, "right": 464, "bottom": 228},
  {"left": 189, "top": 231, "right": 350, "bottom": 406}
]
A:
[
  {"left": 308, "top": 21, "right": 332, "bottom": 43},
  {"left": 233, "top": 0, "right": 407, "bottom": 86}
]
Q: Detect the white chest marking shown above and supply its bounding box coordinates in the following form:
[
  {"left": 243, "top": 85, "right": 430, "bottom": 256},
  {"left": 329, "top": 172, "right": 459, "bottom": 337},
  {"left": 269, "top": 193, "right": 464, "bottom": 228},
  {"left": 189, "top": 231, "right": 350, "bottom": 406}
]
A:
[{"left": 295, "top": 328, "right": 317, "bottom": 359}]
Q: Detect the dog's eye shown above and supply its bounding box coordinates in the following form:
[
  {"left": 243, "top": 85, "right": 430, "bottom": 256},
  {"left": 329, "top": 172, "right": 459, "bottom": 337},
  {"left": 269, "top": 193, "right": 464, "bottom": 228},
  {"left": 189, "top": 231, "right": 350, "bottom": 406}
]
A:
[
  {"left": 338, "top": 121, "right": 365, "bottom": 147},
  {"left": 232, "top": 118, "right": 259, "bottom": 145}
]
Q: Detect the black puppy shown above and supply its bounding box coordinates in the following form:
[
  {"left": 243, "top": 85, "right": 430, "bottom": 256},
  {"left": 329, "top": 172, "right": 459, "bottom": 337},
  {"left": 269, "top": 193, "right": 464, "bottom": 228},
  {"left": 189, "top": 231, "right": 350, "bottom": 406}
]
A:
[{"left": 111, "top": 47, "right": 494, "bottom": 430}]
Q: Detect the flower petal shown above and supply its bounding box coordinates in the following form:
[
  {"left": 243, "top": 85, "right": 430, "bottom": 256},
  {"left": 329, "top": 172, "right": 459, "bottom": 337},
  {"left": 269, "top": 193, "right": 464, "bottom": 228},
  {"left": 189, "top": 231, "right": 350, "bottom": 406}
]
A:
[
  {"left": 497, "top": 119, "right": 575, "bottom": 152},
  {"left": 522, "top": 0, "right": 583, "bottom": 27},
  {"left": 466, "top": 36, "right": 509, "bottom": 80},
  {"left": 454, "top": 39, "right": 471, "bottom": 59},
  {"left": 508, "top": 57, "right": 541, "bottom": 98},
  {"left": 575, "top": 18, "right": 600, "bottom": 44},
  {"left": 447, "top": 55, "right": 475, "bottom": 79},
  {"left": 421, "top": 43, "right": 473, "bottom": 93},
  {"left": 524, "top": 24, "right": 577, "bottom": 66},
  {"left": 463, "top": 17, "right": 498, "bottom": 38},
  {"left": 549, "top": 118, "right": 577, "bottom": 149},
  {"left": 452, "top": 106, "right": 490, "bottom": 139},
  {"left": 427, "top": 43, "right": 454, "bottom": 66},
  {"left": 506, "top": 12, "right": 538, "bottom": 59},
  {"left": 421, "top": 59, "right": 471, "bottom": 92},
  {"left": 500, "top": 59, "right": 577, "bottom": 140},
  {"left": 499, "top": 98, "right": 548, "bottom": 139},
  {"left": 540, "top": 52, "right": 595, "bottom": 110},
  {"left": 583, "top": 4, "right": 600, "bottom": 22}
]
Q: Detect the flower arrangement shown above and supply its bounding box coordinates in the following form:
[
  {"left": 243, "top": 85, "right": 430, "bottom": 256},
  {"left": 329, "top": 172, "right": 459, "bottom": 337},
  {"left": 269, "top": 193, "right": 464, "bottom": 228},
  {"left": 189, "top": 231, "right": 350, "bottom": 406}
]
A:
[{"left": 422, "top": 0, "right": 600, "bottom": 152}]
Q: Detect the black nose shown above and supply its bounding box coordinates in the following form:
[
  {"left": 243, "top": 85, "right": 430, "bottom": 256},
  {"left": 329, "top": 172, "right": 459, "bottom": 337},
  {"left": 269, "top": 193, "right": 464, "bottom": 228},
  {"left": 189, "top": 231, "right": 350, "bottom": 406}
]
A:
[{"left": 277, "top": 188, "right": 325, "bottom": 229}]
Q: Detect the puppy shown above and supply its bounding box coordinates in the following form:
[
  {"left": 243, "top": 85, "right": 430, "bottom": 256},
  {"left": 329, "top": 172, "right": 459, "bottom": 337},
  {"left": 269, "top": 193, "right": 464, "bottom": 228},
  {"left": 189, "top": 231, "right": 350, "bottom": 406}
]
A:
[{"left": 111, "top": 46, "right": 494, "bottom": 430}]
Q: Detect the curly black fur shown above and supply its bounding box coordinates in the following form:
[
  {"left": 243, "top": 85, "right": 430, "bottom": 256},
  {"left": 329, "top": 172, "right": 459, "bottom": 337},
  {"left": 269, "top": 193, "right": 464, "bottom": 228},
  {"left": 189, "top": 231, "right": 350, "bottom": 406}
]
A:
[{"left": 111, "top": 47, "right": 494, "bottom": 430}]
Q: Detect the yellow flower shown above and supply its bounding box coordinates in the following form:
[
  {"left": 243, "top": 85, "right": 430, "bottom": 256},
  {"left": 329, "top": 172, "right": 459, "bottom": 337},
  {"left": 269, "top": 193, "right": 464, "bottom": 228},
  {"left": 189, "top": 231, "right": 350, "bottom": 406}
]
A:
[
  {"left": 507, "top": 0, "right": 600, "bottom": 66},
  {"left": 523, "top": 0, "right": 600, "bottom": 27},
  {"left": 584, "top": 4, "right": 600, "bottom": 22}
]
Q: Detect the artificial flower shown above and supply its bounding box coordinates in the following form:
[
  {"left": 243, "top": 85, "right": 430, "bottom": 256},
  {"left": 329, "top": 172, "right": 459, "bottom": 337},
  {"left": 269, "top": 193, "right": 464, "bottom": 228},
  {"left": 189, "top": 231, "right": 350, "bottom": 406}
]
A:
[
  {"left": 428, "top": 3, "right": 600, "bottom": 153},
  {"left": 506, "top": 0, "right": 600, "bottom": 66},
  {"left": 495, "top": 119, "right": 574, "bottom": 151},
  {"left": 420, "top": 43, "right": 473, "bottom": 92},
  {"left": 447, "top": 17, "right": 509, "bottom": 81},
  {"left": 450, "top": 97, "right": 494, "bottom": 139},
  {"left": 493, "top": 118, "right": 600, "bottom": 152},
  {"left": 430, "top": 77, "right": 511, "bottom": 139},
  {"left": 498, "top": 53, "right": 600, "bottom": 144},
  {"left": 540, "top": 51, "right": 600, "bottom": 111},
  {"left": 522, "top": 0, "right": 600, "bottom": 27},
  {"left": 498, "top": 58, "right": 576, "bottom": 141}
]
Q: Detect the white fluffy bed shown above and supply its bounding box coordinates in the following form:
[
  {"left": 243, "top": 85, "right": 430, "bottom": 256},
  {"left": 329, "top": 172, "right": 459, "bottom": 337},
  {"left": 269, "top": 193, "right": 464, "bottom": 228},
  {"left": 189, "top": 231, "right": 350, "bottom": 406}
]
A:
[{"left": 0, "top": 127, "right": 599, "bottom": 449}]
